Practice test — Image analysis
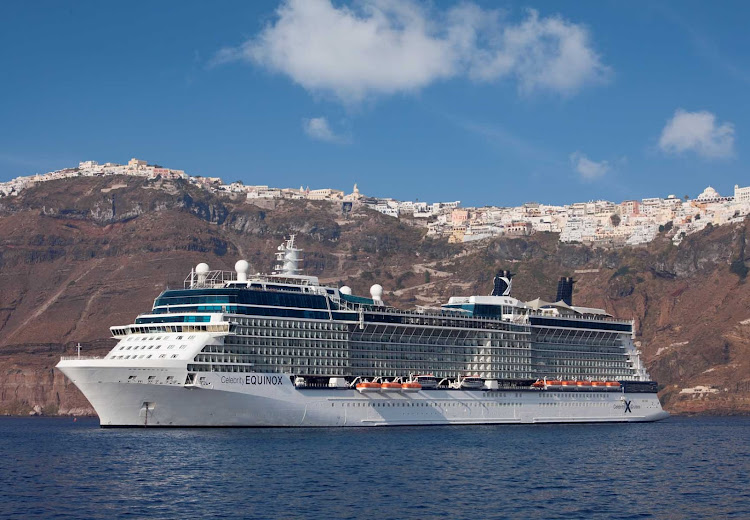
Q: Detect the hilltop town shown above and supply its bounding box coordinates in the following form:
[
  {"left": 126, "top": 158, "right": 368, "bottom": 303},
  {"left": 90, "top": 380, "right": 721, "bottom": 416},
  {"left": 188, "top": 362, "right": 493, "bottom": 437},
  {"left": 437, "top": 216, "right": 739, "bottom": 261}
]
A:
[{"left": 2, "top": 157, "right": 748, "bottom": 248}]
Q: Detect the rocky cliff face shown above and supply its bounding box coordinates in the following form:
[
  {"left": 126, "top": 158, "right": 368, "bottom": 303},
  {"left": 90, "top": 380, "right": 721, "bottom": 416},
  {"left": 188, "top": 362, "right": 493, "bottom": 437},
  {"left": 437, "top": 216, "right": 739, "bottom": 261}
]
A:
[{"left": 1, "top": 176, "right": 748, "bottom": 415}]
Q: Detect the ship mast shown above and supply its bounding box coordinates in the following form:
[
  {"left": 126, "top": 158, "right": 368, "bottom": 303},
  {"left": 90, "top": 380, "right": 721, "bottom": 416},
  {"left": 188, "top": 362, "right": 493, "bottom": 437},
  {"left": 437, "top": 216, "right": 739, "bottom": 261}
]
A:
[{"left": 273, "top": 235, "right": 303, "bottom": 276}]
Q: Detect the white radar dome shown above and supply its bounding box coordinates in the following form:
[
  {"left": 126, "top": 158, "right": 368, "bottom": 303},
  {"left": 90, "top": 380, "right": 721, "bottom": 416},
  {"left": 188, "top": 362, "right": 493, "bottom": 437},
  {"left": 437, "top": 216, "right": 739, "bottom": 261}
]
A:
[
  {"left": 195, "top": 263, "right": 210, "bottom": 274},
  {"left": 235, "top": 259, "right": 250, "bottom": 283},
  {"left": 370, "top": 284, "right": 383, "bottom": 301},
  {"left": 234, "top": 260, "right": 249, "bottom": 273},
  {"left": 340, "top": 286, "right": 352, "bottom": 295}
]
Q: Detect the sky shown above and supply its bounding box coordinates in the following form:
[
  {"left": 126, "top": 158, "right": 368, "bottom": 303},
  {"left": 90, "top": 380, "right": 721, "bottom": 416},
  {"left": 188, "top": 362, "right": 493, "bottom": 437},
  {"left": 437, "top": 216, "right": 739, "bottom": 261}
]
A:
[{"left": 0, "top": 0, "right": 748, "bottom": 207}]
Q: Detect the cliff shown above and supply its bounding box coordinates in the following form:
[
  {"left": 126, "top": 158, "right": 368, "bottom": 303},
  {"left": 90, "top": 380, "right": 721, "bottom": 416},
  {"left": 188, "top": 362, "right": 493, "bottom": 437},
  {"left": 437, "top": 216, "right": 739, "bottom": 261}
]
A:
[{"left": 1, "top": 176, "right": 748, "bottom": 415}]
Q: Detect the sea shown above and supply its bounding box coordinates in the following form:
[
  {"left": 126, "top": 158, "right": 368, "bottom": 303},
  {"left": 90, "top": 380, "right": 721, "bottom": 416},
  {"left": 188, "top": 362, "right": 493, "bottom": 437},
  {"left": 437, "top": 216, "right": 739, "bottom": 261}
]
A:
[{"left": 1, "top": 416, "right": 748, "bottom": 519}]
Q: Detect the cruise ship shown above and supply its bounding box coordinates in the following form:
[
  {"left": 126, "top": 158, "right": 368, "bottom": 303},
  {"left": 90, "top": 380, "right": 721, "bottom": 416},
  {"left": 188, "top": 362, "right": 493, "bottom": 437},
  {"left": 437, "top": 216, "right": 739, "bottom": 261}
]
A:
[{"left": 57, "top": 236, "right": 668, "bottom": 427}]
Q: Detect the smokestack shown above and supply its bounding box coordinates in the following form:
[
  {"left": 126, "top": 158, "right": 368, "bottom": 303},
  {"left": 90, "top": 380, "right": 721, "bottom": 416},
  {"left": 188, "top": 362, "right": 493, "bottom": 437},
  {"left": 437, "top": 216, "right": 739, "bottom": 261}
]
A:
[
  {"left": 556, "top": 277, "right": 575, "bottom": 306},
  {"left": 491, "top": 270, "right": 513, "bottom": 297}
]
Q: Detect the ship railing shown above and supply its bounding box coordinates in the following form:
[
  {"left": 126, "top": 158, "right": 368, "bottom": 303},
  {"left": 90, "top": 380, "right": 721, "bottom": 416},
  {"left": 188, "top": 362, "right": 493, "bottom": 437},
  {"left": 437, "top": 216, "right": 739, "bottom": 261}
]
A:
[
  {"left": 184, "top": 270, "right": 237, "bottom": 289},
  {"left": 59, "top": 356, "right": 103, "bottom": 361},
  {"left": 336, "top": 296, "right": 629, "bottom": 325},
  {"left": 183, "top": 271, "right": 320, "bottom": 289},
  {"left": 338, "top": 303, "right": 533, "bottom": 333},
  {"left": 524, "top": 309, "right": 633, "bottom": 324}
]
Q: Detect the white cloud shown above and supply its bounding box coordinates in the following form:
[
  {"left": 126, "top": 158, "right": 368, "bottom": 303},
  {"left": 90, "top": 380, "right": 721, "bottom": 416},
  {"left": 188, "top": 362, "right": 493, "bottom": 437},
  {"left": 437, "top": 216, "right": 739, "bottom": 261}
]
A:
[
  {"left": 303, "top": 117, "right": 346, "bottom": 143},
  {"left": 570, "top": 152, "right": 609, "bottom": 180},
  {"left": 468, "top": 9, "right": 610, "bottom": 94},
  {"left": 213, "top": 0, "right": 610, "bottom": 103},
  {"left": 659, "top": 109, "right": 735, "bottom": 159}
]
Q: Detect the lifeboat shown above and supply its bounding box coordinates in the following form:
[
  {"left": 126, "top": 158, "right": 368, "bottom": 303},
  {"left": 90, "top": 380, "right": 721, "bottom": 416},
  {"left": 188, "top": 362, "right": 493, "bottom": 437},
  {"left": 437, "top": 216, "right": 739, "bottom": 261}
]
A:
[
  {"left": 605, "top": 381, "right": 622, "bottom": 389},
  {"left": 458, "top": 376, "right": 484, "bottom": 390},
  {"left": 414, "top": 375, "right": 439, "bottom": 389},
  {"left": 544, "top": 380, "right": 562, "bottom": 389},
  {"left": 576, "top": 381, "right": 592, "bottom": 388},
  {"left": 532, "top": 380, "right": 545, "bottom": 388},
  {"left": 591, "top": 381, "right": 607, "bottom": 388},
  {"left": 561, "top": 381, "right": 577, "bottom": 389},
  {"left": 380, "top": 381, "right": 403, "bottom": 392},
  {"left": 356, "top": 381, "right": 381, "bottom": 393},
  {"left": 401, "top": 382, "right": 422, "bottom": 392}
]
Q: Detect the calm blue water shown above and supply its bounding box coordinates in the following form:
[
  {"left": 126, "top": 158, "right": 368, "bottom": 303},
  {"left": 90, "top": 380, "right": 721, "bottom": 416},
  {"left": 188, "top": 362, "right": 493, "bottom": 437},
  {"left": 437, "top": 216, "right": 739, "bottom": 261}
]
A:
[{"left": 1, "top": 416, "right": 748, "bottom": 519}]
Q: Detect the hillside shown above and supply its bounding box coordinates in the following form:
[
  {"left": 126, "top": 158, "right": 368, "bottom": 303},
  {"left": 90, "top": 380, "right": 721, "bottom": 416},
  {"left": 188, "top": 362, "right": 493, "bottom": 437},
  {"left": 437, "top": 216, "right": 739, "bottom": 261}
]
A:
[{"left": 1, "top": 176, "right": 749, "bottom": 415}]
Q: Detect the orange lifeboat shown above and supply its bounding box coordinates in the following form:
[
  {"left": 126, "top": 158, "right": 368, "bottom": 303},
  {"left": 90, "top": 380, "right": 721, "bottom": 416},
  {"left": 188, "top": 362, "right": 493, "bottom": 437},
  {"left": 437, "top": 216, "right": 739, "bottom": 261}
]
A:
[
  {"left": 401, "top": 382, "right": 422, "bottom": 392},
  {"left": 605, "top": 381, "right": 622, "bottom": 389},
  {"left": 561, "top": 381, "right": 577, "bottom": 389},
  {"left": 380, "top": 381, "right": 402, "bottom": 392},
  {"left": 591, "top": 381, "right": 606, "bottom": 388},
  {"left": 532, "top": 380, "right": 545, "bottom": 388},
  {"left": 545, "top": 380, "right": 562, "bottom": 389},
  {"left": 576, "top": 381, "right": 592, "bottom": 387},
  {"left": 356, "top": 382, "right": 381, "bottom": 393}
]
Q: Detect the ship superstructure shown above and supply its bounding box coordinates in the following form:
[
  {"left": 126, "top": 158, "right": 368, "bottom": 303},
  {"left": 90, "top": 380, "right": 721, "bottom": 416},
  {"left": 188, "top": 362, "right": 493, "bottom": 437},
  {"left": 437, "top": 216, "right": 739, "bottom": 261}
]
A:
[{"left": 57, "top": 236, "right": 667, "bottom": 427}]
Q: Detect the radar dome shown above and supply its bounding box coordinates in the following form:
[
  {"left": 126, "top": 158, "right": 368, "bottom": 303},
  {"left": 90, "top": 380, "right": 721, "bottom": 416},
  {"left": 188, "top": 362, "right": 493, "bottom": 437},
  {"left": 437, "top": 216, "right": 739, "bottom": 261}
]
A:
[
  {"left": 340, "top": 286, "right": 352, "bottom": 295},
  {"left": 195, "top": 262, "right": 210, "bottom": 286},
  {"left": 235, "top": 260, "right": 250, "bottom": 282},
  {"left": 370, "top": 284, "right": 383, "bottom": 302},
  {"left": 235, "top": 260, "right": 249, "bottom": 273}
]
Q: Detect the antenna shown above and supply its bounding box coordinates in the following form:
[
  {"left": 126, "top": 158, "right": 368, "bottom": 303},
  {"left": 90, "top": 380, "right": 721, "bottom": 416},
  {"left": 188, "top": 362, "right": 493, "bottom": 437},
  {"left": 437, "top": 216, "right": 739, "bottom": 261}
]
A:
[{"left": 76, "top": 343, "right": 82, "bottom": 359}]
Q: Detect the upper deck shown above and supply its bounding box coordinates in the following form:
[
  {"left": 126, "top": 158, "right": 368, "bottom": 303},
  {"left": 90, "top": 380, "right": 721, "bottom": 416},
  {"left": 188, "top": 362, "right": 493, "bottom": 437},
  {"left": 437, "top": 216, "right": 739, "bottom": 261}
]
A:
[
  {"left": 116, "top": 235, "right": 633, "bottom": 338},
  {"left": 99, "top": 237, "right": 646, "bottom": 382}
]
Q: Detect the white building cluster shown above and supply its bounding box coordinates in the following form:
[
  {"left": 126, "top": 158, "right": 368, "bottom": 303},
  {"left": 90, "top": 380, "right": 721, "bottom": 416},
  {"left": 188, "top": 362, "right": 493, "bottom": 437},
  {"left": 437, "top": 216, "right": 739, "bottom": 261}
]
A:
[
  {"left": 425, "top": 186, "right": 750, "bottom": 246},
  {"left": 0, "top": 158, "right": 461, "bottom": 219},
  {"left": 240, "top": 182, "right": 460, "bottom": 218},
  {"left": 0, "top": 158, "right": 188, "bottom": 197},
  {"left": 1, "top": 158, "right": 748, "bottom": 248}
]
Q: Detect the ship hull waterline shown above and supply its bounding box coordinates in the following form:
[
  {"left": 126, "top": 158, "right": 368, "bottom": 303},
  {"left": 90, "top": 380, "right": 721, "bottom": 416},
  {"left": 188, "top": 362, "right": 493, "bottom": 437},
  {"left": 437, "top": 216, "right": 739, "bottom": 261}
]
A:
[{"left": 58, "top": 364, "right": 668, "bottom": 428}]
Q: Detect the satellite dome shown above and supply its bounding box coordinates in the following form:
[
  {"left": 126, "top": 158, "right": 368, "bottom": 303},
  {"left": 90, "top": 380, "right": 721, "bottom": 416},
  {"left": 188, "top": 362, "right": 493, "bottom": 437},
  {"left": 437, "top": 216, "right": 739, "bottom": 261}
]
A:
[
  {"left": 195, "top": 263, "right": 210, "bottom": 274},
  {"left": 370, "top": 284, "right": 383, "bottom": 301},
  {"left": 235, "top": 260, "right": 250, "bottom": 282},
  {"left": 340, "top": 286, "right": 352, "bottom": 295},
  {"left": 234, "top": 260, "right": 249, "bottom": 273}
]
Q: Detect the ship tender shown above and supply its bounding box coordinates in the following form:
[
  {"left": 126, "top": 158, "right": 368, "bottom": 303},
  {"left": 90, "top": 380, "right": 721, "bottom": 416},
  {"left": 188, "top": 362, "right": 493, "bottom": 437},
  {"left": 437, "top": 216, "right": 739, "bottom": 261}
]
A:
[{"left": 57, "top": 236, "right": 668, "bottom": 427}]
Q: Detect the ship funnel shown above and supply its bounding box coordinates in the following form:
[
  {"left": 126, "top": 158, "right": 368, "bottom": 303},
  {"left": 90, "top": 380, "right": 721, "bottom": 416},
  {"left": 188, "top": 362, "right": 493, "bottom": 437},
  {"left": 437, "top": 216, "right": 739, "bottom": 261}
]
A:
[
  {"left": 491, "top": 270, "right": 513, "bottom": 297},
  {"left": 556, "top": 276, "right": 575, "bottom": 306}
]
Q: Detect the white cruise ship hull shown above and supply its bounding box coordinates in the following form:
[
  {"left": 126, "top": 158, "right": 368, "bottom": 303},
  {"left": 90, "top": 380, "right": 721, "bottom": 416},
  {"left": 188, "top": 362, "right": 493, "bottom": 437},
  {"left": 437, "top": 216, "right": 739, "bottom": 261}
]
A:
[{"left": 58, "top": 362, "right": 668, "bottom": 427}]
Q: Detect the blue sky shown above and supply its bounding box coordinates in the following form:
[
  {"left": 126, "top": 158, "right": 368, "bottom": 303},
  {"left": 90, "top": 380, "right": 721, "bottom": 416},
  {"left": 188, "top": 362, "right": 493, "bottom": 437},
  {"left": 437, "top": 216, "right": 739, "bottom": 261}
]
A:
[{"left": 0, "top": 1, "right": 748, "bottom": 207}]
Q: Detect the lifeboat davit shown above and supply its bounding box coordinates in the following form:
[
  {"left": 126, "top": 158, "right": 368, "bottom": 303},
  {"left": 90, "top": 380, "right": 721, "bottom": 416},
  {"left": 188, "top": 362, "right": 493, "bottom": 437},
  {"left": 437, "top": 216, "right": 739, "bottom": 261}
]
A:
[
  {"left": 380, "top": 381, "right": 402, "bottom": 392},
  {"left": 401, "top": 382, "right": 422, "bottom": 392},
  {"left": 356, "top": 382, "right": 381, "bottom": 393}
]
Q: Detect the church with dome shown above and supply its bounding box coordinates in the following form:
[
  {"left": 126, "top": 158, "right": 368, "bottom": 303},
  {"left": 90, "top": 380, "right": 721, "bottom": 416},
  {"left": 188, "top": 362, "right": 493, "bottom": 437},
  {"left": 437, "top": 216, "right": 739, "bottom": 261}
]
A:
[{"left": 695, "top": 186, "right": 731, "bottom": 203}]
